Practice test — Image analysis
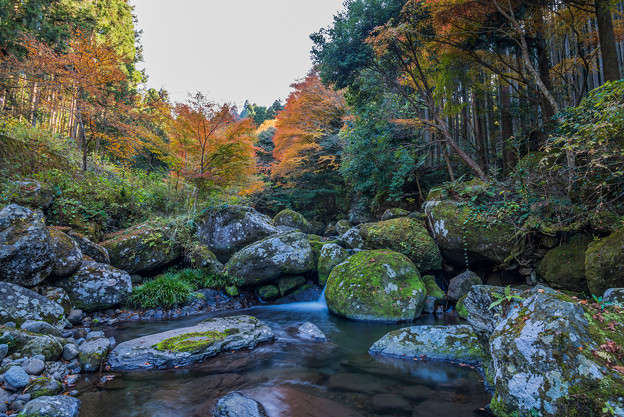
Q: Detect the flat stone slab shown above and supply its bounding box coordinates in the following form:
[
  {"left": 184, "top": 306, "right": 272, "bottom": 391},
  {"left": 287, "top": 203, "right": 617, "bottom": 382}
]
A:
[
  {"left": 107, "top": 315, "right": 274, "bottom": 370},
  {"left": 369, "top": 324, "right": 486, "bottom": 365}
]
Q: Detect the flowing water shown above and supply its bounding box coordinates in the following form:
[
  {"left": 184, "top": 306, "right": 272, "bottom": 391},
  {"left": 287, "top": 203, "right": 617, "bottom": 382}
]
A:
[{"left": 76, "top": 293, "right": 491, "bottom": 417}]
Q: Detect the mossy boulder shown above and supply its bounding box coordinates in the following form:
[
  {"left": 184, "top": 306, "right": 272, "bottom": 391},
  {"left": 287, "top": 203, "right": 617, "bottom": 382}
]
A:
[
  {"left": 18, "top": 395, "right": 81, "bottom": 417},
  {"left": 462, "top": 285, "right": 525, "bottom": 336},
  {"left": 380, "top": 208, "right": 410, "bottom": 221},
  {"left": 273, "top": 209, "right": 312, "bottom": 233},
  {"left": 278, "top": 275, "right": 306, "bottom": 296},
  {"left": 48, "top": 228, "right": 82, "bottom": 277},
  {"left": 185, "top": 245, "right": 224, "bottom": 275},
  {"left": 589, "top": 211, "right": 621, "bottom": 235},
  {"left": 489, "top": 287, "right": 624, "bottom": 417},
  {"left": 360, "top": 218, "right": 441, "bottom": 273},
  {"left": 0, "top": 204, "right": 55, "bottom": 287},
  {"left": 422, "top": 275, "right": 445, "bottom": 301},
  {"left": 423, "top": 196, "right": 520, "bottom": 266},
  {"left": 586, "top": 228, "right": 624, "bottom": 296},
  {"left": 78, "top": 336, "right": 111, "bottom": 372},
  {"left": 258, "top": 285, "right": 279, "bottom": 300},
  {"left": 67, "top": 230, "right": 109, "bottom": 264},
  {"left": 101, "top": 221, "right": 182, "bottom": 274},
  {"left": 196, "top": 206, "right": 279, "bottom": 262},
  {"left": 24, "top": 377, "right": 62, "bottom": 399},
  {"left": 340, "top": 227, "right": 366, "bottom": 250},
  {"left": 306, "top": 234, "right": 337, "bottom": 269},
  {"left": 8, "top": 181, "right": 54, "bottom": 209},
  {"left": 370, "top": 325, "right": 487, "bottom": 365},
  {"left": 317, "top": 243, "right": 349, "bottom": 287},
  {"left": 536, "top": 235, "right": 592, "bottom": 293},
  {"left": 0, "top": 282, "right": 65, "bottom": 327},
  {"left": 447, "top": 271, "right": 482, "bottom": 302},
  {"left": 225, "top": 231, "right": 315, "bottom": 286},
  {"left": 334, "top": 220, "right": 352, "bottom": 237},
  {"left": 107, "top": 315, "right": 274, "bottom": 370},
  {"left": 41, "top": 287, "right": 73, "bottom": 316},
  {"left": 0, "top": 328, "right": 64, "bottom": 361},
  {"left": 54, "top": 260, "right": 132, "bottom": 312},
  {"left": 325, "top": 250, "right": 426, "bottom": 322}
]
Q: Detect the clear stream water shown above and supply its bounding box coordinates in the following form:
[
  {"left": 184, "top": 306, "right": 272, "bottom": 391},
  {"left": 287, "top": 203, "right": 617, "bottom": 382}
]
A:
[{"left": 75, "top": 294, "right": 491, "bottom": 417}]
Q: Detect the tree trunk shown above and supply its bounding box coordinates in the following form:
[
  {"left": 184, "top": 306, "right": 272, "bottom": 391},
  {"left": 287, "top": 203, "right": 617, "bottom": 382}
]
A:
[
  {"left": 595, "top": 0, "right": 621, "bottom": 82},
  {"left": 500, "top": 81, "right": 514, "bottom": 172}
]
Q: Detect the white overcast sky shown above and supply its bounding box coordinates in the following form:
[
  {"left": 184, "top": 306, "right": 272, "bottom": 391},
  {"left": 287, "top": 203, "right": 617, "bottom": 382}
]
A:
[{"left": 131, "top": 0, "right": 345, "bottom": 107}]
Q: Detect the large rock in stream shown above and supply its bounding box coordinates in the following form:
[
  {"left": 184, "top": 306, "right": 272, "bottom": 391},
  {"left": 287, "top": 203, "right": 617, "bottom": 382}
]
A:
[
  {"left": 0, "top": 204, "right": 55, "bottom": 286},
  {"left": 196, "top": 206, "right": 279, "bottom": 262},
  {"left": 225, "top": 231, "right": 315, "bottom": 286},
  {"left": 108, "top": 315, "right": 274, "bottom": 370},
  {"left": 488, "top": 287, "right": 624, "bottom": 417},
  {"left": 325, "top": 250, "right": 426, "bottom": 322},
  {"left": 0, "top": 282, "right": 65, "bottom": 327}
]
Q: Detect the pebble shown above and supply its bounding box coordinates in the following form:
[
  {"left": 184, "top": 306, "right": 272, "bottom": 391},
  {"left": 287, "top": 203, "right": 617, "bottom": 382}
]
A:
[
  {"left": 22, "top": 357, "right": 45, "bottom": 375},
  {"left": 52, "top": 372, "right": 62, "bottom": 381},
  {"left": 67, "top": 310, "right": 83, "bottom": 325},
  {"left": 62, "top": 344, "right": 79, "bottom": 361},
  {"left": 3, "top": 366, "right": 30, "bottom": 388}
]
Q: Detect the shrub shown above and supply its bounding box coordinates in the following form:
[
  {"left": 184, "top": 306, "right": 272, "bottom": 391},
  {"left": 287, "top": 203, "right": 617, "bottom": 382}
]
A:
[{"left": 129, "top": 274, "right": 194, "bottom": 309}]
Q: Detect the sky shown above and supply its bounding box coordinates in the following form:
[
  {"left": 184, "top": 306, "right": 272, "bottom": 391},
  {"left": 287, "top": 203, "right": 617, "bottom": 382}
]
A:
[{"left": 131, "top": 0, "right": 345, "bottom": 108}]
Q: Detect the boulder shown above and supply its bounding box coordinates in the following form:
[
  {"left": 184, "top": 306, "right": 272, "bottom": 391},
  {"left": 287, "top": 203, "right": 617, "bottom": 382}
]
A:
[
  {"left": 422, "top": 275, "right": 445, "bottom": 301},
  {"left": 536, "top": 234, "right": 592, "bottom": 293},
  {"left": 323, "top": 222, "right": 337, "bottom": 237},
  {"left": 306, "top": 234, "right": 333, "bottom": 269},
  {"left": 273, "top": 209, "right": 312, "bottom": 234},
  {"left": 107, "top": 315, "right": 274, "bottom": 370},
  {"left": 196, "top": 206, "right": 279, "bottom": 262},
  {"left": 360, "top": 218, "right": 442, "bottom": 272},
  {"left": 462, "top": 285, "right": 525, "bottom": 336},
  {"left": 489, "top": 287, "right": 624, "bottom": 417},
  {"left": 603, "top": 288, "right": 624, "bottom": 304},
  {"left": 0, "top": 328, "right": 63, "bottom": 361},
  {"left": 297, "top": 322, "right": 327, "bottom": 342},
  {"left": 317, "top": 243, "right": 349, "bottom": 287},
  {"left": 225, "top": 231, "right": 315, "bottom": 286},
  {"left": 67, "top": 231, "right": 109, "bottom": 264},
  {"left": 0, "top": 204, "right": 55, "bottom": 287},
  {"left": 41, "top": 287, "right": 72, "bottom": 316},
  {"left": 213, "top": 392, "right": 268, "bottom": 417},
  {"left": 447, "top": 271, "right": 482, "bottom": 302},
  {"left": 278, "top": 275, "right": 306, "bottom": 297},
  {"left": 340, "top": 227, "right": 366, "bottom": 250},
  {"left": 348, "top": 193, "right": 373, "bottom": 225},
  {"left": 100, "top": 222, "right": 182, "bottom": 274},
  {"left": 78, "top": 336, "right": 111, "bottom": 372},
  {"left": 334, "top": 220, "right": 352, "bottom": 237},
  {"left": 586, "top": 228, "right": 624, "bottom": 296},
  {"left": 24, "top": 377, "right": 62, "bottom": 399},
  {"left": 325, "top": 250, "right": 426, "bottom": 322},
  {"left": 424, "top": 195, "right": 520, "bottom": 266},
  {"left": 4, "top": 366, "right": 30, "bottom": 388},
  {"left": 0, "top": 282, "right": 65, "bottom": 327},
  {"left": 47, "top": 229, "right": 82, "bottom": 277},
  {"left": 54, "top": 260, "right": 132, "bottom": 312},
  {"left": 7, "top": 181, "right": 54, "bottom": 209},
  {"left": 20, "top": 320, "right": 62, "bottom": 337},
  {"left": 18, "top": 395, "right": 80, "bottom": 417},
  {"left": 380, "top": 208, "right": 410, "bottom": 221},
  {"left": 185, "top": 245, "right": 225, "bottom": 275},
  {"left": 370, "top": 325, "right": 486, "bottom": 365},
  {"left": 258, "top": 285, "right": 279, "bottom": 300}
]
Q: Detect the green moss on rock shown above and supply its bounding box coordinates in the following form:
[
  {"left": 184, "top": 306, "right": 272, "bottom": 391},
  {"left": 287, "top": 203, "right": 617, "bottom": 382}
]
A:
[
  {"left": 586, "top": 228, "right": 624, "bottom": 296},
  {"left": 274, "top": 209, "right": 312, "bottom": 233},
  {"left": 325, "top": 250, "right": 426, "bottom": 322},
  {"left": 153, "top": 329, "right": 239, "bottom": 353},
  {"left": 360, "top": 218, "right": 442, "bottom": 272},
  {"left": 455, "top": 295, "right": 468, "bottom": 319},
  {"left": 422, "top": 275, "right": 445, "bottom": 301},
  {"left": 258, "top": 285, "right": 279, "bottom": 300},
  {"left": 317, "top": 243, "right": 349, "bottom": 287},
  {"left": 536, "top": 234, "right": 592, "bottom": 293}
]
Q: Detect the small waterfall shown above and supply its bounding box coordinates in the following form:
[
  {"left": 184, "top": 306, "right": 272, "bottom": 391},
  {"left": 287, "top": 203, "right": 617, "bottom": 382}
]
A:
[{"left": 265, "top": 285, "right": 328, "bottom": 312}]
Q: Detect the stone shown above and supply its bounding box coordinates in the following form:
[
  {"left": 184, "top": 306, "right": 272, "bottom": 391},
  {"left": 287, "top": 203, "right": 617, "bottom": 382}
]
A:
[
  {"left": 274, "top": 285, "right": 322, "bottom": 304},
  {"left": 78, "top": 337, "right": 111, "bottom": 372},
  {"left": 225, "top": 286, "right": 238, "bottom": 297},
  {"left": 8, "top": 181, "right": 54, "bottom": 209},
  {"left": 360, "top": 218, "right": 442, "bottom": 272},
  {"left": 3, "top": 366, "right": 30, "bottom": 389},
  {"left": 22, "top": 357, "right": 45, "bottom": 375},
  {"left": 20, "top": 321, "right": 62, "bottom": 337},
  {"left": 334, "top": 220, "right": 352, "bottom": 237},
  {"left": 0, "top": 204, "right": 55, "bottom": 287},
  {"left": 196, "top": 206, "right": 279, "bottom": 263},
  {"left": 108, "top": 315, "right": 274, "bottom": 370},
  {"left": 66, "top": 310, "right": 82, "bottom": 325},
  {"left": 62, "top": 344, "right": 79, "bottom": 361},
  {"left": 0, "top": 283, "right": 65, "bottom": 327},
  {"left": 54, "top": 260, "right": 132, "bottom": 312},
  {"left": 586, "top": 227, "right": 624, "bottom": 296},
  {"left": 0, "top": 344, "right": 7, "bottom": 361},
  {"left": 273, "top": 209, "right": 312, "bottom": 234},
  {"left": 347, "top": 193, "right": 373, "bottom": 225},
  {"left": 489, "top": 287, "right": 624, "bottom": 417},
  {"left": 447, "top": 271, "right": 482, "bottom": 302},
  {"left": 462, "top": 285, "right": 525, "bottom": 336},
  {"left": 340, "top": 227, "right": 366, "bottom": 250},
  {"left": 297, "top": 322, "right": 327, "bottom": 342},
  {"left": 212, "top": 392, "right": 268, "bottom": 417},
  {"left": 536, "top": 234, "right": 592, "bottom": 293},
  {"left": 317, "top": 243, "right": 349, "bottom": 287},
  {"left": 24, "top": 377, "right": 62, "bottom": 399},
  {"left": 41, "top": 288, "right": 72, "bottom": 316},
  {"left": 67, "top": 231, "right": 110, "bottom": 264},
  {"left": 369, "top": 324, "right": 486, "bottom": 365},
  {"left": 100, "top": 222, "right": 182, "bottom": 274},
  {"left": 47, "top": 229, "right": 82, "bottom": 277},
  {"left": 0, "top": 328, "right": 63, "bottom": 361},
  {"left": 423, "top": 189, "right": 521, "bottom": 266},
  {"left": 370, "top": 393, "right": 411, "bottom": 415},
  {"left": 325, "top": 250, "right": 426, "bottom": 322},
  {"left": 422, "top": 275, "right": 445, "bottom": 301},
  {"left": 323, "top": 222, "right": 337, "bottom": 237},
  {"left": 380, "top": 208, "right": 410, "bottom": 221},
  {"left": 11, "top": 400, "right": 25, "bottom": 412},
  {"left": 603, "top": 288, "right": 624, "bottom": 304},
  {"left": 278, "top": 275, "right": 306, "bottom": 297},
  {"left": 18, "top": 395, "right": 81, "bottom": 417},
  {"left": 258, "top": 285, "right": 279, "bottom": 300},
  {"left": 225, "top": 231, "right": 315, "bottom": 286},
  {"left": 185, "top": 246, "right": 225, "bottom": 275}
]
